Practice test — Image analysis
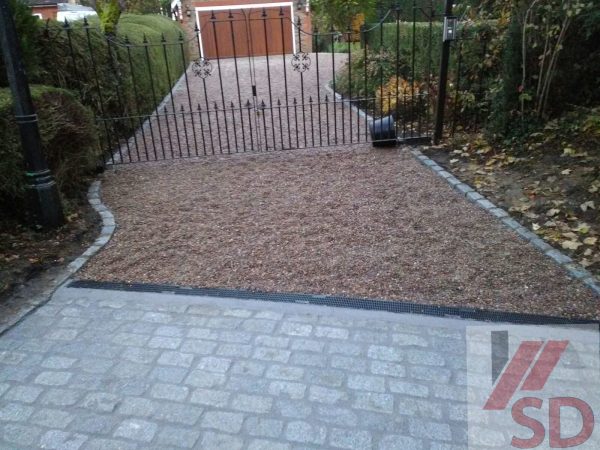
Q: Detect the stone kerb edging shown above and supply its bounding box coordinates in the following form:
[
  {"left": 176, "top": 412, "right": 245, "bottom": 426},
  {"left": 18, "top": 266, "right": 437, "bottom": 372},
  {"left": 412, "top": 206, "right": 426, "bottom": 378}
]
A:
[
  {"left": 66, "top": 180, "right": 115, "bottom": 275},
  {"left": 410, "top": 147, "right": 600, "bottom": 297}
]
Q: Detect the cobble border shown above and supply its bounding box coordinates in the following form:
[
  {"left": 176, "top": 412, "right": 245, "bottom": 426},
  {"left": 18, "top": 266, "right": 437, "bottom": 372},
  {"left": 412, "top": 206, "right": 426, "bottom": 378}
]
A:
[
  {"left": 410, "top": 147, "right": 600, "bottom": 297},
  {"left": 66, "top": 180, "right": 116, "bottom": 273}
]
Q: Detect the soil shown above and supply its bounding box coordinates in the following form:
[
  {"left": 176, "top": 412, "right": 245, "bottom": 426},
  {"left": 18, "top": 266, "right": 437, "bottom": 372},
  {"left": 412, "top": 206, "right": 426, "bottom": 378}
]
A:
[
  {"left": 423, "top": 128, "right": 600, "bottom": 284},
  {"left": 0, "top": 200, "right": 99, "bottom": 303},
  {"left": 79, "top": 145, "right": 599, "bottom": 320}
]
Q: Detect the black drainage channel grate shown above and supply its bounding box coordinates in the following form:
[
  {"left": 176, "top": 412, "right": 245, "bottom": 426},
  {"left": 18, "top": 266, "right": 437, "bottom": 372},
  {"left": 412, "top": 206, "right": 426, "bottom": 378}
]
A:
[{"left": 68, "top": 280, "right": 599, "bottom": 325}]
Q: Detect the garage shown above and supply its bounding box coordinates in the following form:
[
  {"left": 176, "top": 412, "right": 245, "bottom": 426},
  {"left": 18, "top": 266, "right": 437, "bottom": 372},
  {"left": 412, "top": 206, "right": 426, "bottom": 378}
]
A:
[{"left": 194, "top": 1, "right": 296, "bottom": 59}]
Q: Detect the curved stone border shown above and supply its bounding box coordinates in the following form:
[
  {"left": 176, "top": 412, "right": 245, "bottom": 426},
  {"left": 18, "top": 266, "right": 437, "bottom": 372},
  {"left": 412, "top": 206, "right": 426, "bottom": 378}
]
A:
[
  {"left": 410, "top": 147, "right": 600, "bottom": 296},
  {"left": 66, "top": 180, "right": 115, "bottom": 274}
]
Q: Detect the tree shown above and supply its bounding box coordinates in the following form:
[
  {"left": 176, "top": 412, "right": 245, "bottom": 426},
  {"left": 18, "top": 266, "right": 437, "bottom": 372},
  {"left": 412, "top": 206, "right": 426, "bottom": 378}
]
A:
[
  {"left": 126, "top": 0, "right": 161, "bottom": 14},
  {"left": 310, "top": 0, "right": 376, "bottom": 32}
]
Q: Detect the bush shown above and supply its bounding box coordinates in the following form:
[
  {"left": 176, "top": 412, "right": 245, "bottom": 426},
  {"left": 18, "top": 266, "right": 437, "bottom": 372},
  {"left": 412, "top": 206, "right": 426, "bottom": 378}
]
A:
[
  {"left": 0, "top": 86, "right": 100, "bottom": 217},
  {"left": 0, "top": 0, "right": 41, "bottom": 86}
]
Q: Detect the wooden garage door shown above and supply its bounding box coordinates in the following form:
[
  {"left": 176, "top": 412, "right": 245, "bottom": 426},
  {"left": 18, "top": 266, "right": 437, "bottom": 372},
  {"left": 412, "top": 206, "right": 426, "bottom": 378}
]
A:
[{"left": 197, "top": 6, "right": 294, "bottom": 59}]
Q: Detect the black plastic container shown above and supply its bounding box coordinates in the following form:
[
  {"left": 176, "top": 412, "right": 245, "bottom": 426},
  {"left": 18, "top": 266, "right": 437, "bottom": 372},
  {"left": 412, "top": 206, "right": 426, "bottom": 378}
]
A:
[{"left": 369, "top": 115, "right": 397, "bottom": 147}]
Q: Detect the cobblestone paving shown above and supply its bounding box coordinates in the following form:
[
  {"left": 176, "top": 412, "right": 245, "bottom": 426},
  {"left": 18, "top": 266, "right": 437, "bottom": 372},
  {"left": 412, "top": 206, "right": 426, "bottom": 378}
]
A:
[
  {"left": 2, "top": 287, "right": 597, "bottom": 449},
  {"left": 0, "top": 286, "right": 475, "bottom": 449}
]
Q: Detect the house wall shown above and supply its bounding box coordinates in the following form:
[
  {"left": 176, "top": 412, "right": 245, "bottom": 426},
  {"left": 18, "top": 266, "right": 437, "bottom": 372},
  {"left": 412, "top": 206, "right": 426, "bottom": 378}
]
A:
[{"left": 31, "top": 5, "right": 58, "bottom": 20}]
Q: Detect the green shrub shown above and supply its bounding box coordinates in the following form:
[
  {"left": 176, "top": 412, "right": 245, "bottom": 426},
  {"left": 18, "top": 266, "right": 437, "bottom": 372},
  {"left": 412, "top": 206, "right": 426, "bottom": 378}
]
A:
[
  {"left": 30, "top": 14, "right": 186, "bottom": 151},
  {"left": 0, "top": 0, "right": 41, "bottom": 86},
  {"left": 0, "top": 86, "right": 100, "bottom": 216}
]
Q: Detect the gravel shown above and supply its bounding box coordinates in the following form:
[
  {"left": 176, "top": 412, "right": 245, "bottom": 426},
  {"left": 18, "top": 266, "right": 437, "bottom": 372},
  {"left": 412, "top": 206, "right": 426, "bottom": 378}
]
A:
[{"left": 80, "top": 145, "right": 599, "bottom": 320}]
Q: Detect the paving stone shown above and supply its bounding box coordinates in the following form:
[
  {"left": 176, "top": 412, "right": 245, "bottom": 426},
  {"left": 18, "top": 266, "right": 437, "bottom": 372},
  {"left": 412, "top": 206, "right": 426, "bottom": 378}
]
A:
[
  {"left": 190, "top": 388, "right": 231, "bottom": 407},
  {"left": 148, "top": 336, "right": 182, "bottom": 349},
  {"left": 309, "top": 385, "right": 348, "bottom": 404},
  {"left": 41, "top": 356, "right": 77, "bottom": 369},
  {"left": 155, "top": 325, "right": 184, "bottom": 337},
  {"left": 290, "top": 338, "right": 325, "bottom": 352},
  {"left": 150, "top": 382, "right": 189, "bottom": 401},
  {"left": 347, "top": 374, "right": 386, "bottom": 393},
  {"left": 315, "top": 326, "right": 349, "bottom": 339},
  {"left": 232, "top": 393, "right": 273, "bottom": 413},
  {"left": 152, "top": 401, "right": 203, "bottom": 426},
  {"left": 316, "top": 405, "right": 358, "bottom": 427},
  {"left": 253, "top": 347, "right": 291, "bottom": 363},
  {"left": 30, "top": 408, "right": 74, "bottom": 428},
  {"left": 266, "top": 364, "right": 305, "bottom": 381},
  {"left": 308, "top": 368, "right": 346, "bottom": 387},
  {"left": 201, "top": 411, "right": 245, "bottom": 433},
  {"left": 290, "top": 351, "right": 328, "bottom": 367},
  {"left": 248, "top": 438, "right": 291, "bottom": 450},
  {"left": 331, "top": 355, "right": 368, "bottom": 373},
  {"left": 352, "top": 330, "right": 389, "bottom": 344},
  {"left": 327, "top": 342, "right": 363, "bottom": 356},
  {"left": 85, "top": 438, "right": 137, "bottom": 450},
  {"left": 389, "top": 380, "right": 429, "bottom": 398},
  {"left": 405, "top": 349, "right": 446, "bottom": 366},
  {"left": 3, "top": 385, "right": 43, "bottom": 403},
  {"left": 379, "top": 434, "right": 423, "bottom": 450},
  {"left": 370, "top": 360, "right": 405, "bottom": 377},
  {"left": 197, "top": 356, "right": 232, "bottom": 373},
  {"left": 242, "top": 319, "right": 278, "bottom": 333},
  {"left": 276, "top": 399, "right": 312, "bottom": 419},
  {"left": 255, "top": 335, "right": 290, "bottom": 348},
  {"left": 1, "top": 423, "right": 43, "bottom": 447},
  {"left": 231, "top": 360, "right": 267, "bottom": 376},
  {"left": 367, "top": 345, "right": 403, "bottom": 362},
  {"left": 268, "top": 380, "right": 306, "bottom": 399},
  {"left": 70, "top": 413, "right": 119, "bottom": 435},
  {"left": 397, "top": 398, "right": 444, "bottom": 420},
  {"left": 392, "top": 333, "right": 429, "bottom": 347},
  {"left": 114, "top": 418, "right": 158, "bottom": 442},
  {"left": 244, "top": 416, "right": 284, "bottom": 438},
  {"left": 0, "top": 403, "right": 34, "bottom": 422},
  {"left": 121, "top": 347, "right": 160, "bottom": 364},
  {"left": 157, "top": 350, "right": 195, "bottom": 367},
  {"left": 285, "top": 421, "right": 327, "bottom": 445},
  {"left": 40, "top": 388, "right": 82, "bottom": 406},
  {"left": 156, "top": 426, "right": 201, "bottom": 448},
  {"left": 39, "top": 430, "right": 87, "bottom": 450},
  {"left": 200, "top": 431, "right": 244, "bottom": 450},
  {"left": 118, "top": 397, "right": 157, "bottom": 417},
  {"left": 353, "top": 392, "right": 394, "bottom": 413},
  {"left": 149, "top": 365, "right": 188, "bottom": 383},
  {"left": 226, "top": 375, "right": 270, "bottom": 394},
  {"left": 34, "top": 371, "right": 72, "bottom": 386},
  {"left": 329, "top": 428, "right": 372, "bottom": 450},
  {"left": 408, "top": 418, "right": 452, "bottom": 441},
  {"left": 216, "top": 343, "right": 253, "bottom": 358},
  {"left": 280, "top": 322, "right": 313, "bottom": 336}
]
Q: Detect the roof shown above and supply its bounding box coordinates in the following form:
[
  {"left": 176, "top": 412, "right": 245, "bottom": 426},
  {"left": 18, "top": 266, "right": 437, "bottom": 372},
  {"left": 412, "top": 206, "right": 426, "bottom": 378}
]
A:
[
  {"left": 24, "top": 0, "right": 58, "bottom": 7},
  {"left": 57, "top": 3, "right": 95, "bottom": 12}
]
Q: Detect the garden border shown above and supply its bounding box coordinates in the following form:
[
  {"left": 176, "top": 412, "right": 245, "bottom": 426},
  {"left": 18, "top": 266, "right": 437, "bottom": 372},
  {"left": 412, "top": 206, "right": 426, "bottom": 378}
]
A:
[{"left": 410, "top": 147, "right": 600, "bottom": 297}]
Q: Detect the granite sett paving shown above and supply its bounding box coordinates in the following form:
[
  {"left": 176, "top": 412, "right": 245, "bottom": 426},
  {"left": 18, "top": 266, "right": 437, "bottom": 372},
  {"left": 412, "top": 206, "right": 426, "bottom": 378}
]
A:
[{"left": 1, "top": 286, "right": 598, "bottom": 449}]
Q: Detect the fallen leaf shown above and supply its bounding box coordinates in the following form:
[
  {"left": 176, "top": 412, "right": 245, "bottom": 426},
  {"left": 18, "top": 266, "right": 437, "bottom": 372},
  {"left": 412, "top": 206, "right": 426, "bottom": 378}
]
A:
[
  {"left": 583, "top": 237, "right": 597, "bottom": 246},
  {"left": 580, "top": 201, "right": 595, "bottom": 211},
  {"left": 546, "top": 208, "right": 560, "bottom": 217},
  {"left": 561, "top": 169, "right": 572, "bottom": 175},
  {"left": 562, "top": 240, "right": 582, "bottom": 250}
]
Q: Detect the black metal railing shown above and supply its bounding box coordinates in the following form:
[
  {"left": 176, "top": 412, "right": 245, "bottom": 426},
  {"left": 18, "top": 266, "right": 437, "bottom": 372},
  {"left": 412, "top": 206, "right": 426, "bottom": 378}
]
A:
[{"left": 40, "top": 5, "right": 437, "bottom": 165}]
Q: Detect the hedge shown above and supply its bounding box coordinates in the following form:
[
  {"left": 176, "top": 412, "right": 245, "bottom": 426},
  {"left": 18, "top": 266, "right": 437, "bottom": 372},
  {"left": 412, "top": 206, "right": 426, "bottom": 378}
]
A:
[
  {"left": 0, "top": 86, "right": 100, "bottom": 216},
  {"left": 35, "top": 14, "right": 188, "bottom": 126}
]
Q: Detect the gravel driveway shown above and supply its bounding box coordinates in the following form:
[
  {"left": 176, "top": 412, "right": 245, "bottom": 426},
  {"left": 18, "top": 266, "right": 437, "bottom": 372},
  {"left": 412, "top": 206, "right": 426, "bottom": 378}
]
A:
[{"left": 81, "top": 145, "right": 598, "bottom": 320}]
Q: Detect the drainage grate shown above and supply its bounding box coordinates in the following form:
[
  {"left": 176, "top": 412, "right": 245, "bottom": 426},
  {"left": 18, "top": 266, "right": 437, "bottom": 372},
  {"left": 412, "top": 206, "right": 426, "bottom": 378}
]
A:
[{"left": 68, "top": 280, "right": 598, "bottom": 325}]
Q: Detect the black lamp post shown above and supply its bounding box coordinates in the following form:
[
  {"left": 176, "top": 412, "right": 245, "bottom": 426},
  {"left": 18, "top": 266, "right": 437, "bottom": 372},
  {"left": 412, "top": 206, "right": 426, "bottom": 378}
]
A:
[{"left": 0, "top": 0, "right": 64, "bottom": 228}]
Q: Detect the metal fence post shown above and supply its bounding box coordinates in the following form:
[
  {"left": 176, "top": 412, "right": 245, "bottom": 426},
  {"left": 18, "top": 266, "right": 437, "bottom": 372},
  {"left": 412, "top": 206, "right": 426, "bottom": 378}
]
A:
[
  {"left": 433, "top": 0, "right": 454, "bottom": 144},
  {"left": 0, "top": 0, "right": 64, "bottom": 228}
]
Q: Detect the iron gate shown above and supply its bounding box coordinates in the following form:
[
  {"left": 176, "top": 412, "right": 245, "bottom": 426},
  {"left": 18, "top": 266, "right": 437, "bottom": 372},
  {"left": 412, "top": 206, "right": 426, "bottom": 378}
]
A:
[{"left": 45, "top": 5, "right": 437, "bottom": 164}]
